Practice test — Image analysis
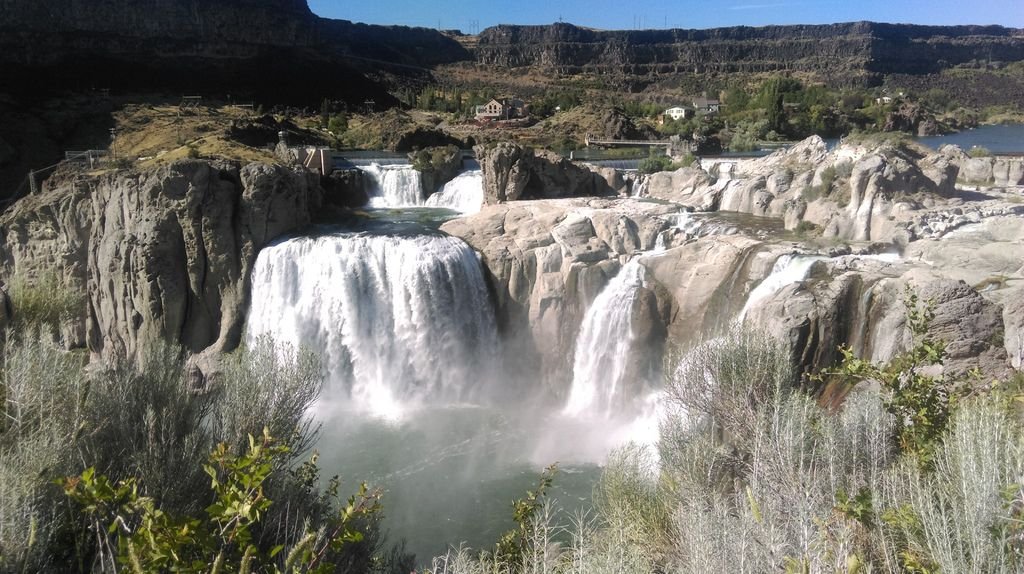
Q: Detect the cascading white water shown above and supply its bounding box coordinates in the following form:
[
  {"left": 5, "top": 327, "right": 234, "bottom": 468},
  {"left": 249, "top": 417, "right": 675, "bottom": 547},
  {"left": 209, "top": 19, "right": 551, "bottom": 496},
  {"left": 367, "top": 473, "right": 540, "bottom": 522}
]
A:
[
  {"left": 362, "top": 163, "right": 424, "bottom": 207},
  {"left": 246, "top": 232, "right": 499, "bottom": 419},
  {"left": 739, "top": 254, "right": 827, "bottom": 322},
  {"left": 563, "top": 258, "right": 648, "bottom": 419},
  {"left": 425, "top": 170, "right": 484, "bottom": 214}
]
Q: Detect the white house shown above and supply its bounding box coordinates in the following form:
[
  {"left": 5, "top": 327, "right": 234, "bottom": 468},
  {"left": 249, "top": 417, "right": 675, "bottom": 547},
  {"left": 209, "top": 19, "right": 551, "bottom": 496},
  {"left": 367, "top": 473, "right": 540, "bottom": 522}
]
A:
[{"left": 663, "top": 106, "right": 695, "bottom": 121}]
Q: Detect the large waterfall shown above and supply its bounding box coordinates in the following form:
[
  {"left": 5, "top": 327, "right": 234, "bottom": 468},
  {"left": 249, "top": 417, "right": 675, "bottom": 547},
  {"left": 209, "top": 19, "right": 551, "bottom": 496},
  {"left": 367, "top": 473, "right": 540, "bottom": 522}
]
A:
[
  {"left": 425, "top": 170, "right": 484, "bottom": 214},
  {"left": 362, "top": 164, "right": 424, "bottom": 207},
  {"left": 246, "top": 231, "right": 499, "bottom": 418},
  {"left": 563, "top": 258, "right": 648, "bottom": 419}
]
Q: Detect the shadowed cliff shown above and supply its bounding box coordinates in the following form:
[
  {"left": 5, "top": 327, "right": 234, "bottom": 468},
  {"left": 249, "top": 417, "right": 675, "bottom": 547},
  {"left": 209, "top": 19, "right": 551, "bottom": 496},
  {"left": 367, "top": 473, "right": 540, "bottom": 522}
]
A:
[{"left": 0, "top": 0, "right": 472, "bottom": 103}]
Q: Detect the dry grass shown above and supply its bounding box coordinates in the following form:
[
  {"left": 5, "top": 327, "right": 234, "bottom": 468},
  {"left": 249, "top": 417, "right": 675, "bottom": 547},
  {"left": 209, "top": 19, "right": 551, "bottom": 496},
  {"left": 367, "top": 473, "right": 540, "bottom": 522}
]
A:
[{"left": 110, "top": 102, "right": 277, "bottom": 169}]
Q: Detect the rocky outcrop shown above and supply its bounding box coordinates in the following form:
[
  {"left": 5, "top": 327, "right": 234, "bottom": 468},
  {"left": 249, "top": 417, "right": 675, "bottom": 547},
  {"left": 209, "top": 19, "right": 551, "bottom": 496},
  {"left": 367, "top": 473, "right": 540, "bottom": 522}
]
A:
[
  {"left": 747, "top": 257, "right": 1012, "bottom": 380},
  {"left": 475, "top": 143, "right": 619, "bottom": 204},
  {"left": 957, "top": 155, "right": 1024, "bottom": 187},
  {"left": 444, "top": 188, "right": 1023, "bottom": 395},
  {"left": 0, "top": 159, "right": 319, "bottom": 360},
  {"left": 321, "top": 169, "right": 368, "bottom": 209},
  {"left": 645, "top": 136, "right": 966, "bottom": 242},
  {"left": 883, "top": 102, "right": 942, "bottom": 136},
  {"left": 412, "top": 145, "right": 464, "bottom": 195},
  {"left": 440, "top": 198, "right": 680, "bottom": 390}
]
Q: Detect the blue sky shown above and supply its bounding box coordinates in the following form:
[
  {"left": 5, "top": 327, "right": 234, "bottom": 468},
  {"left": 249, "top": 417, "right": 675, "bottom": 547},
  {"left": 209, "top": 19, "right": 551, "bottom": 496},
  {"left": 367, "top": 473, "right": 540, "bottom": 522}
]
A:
[{"left": 308, "top": 0, "right": 1024, "bottom": 31}]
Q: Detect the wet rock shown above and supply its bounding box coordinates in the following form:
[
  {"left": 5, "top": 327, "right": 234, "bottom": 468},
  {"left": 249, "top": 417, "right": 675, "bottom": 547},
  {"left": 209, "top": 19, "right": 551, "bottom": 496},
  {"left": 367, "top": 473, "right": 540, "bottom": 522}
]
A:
[{"left": 441, "top": 198, "right": 679, "bottom": 390}]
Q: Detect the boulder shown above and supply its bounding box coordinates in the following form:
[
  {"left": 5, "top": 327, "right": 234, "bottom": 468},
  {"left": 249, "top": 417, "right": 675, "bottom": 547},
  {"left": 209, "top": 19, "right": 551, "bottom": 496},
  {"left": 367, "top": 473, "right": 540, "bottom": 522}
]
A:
[
  {"left": 411, "top": 145, "right": 463, "bottom": 195},
  {"left": 475, "top": 143, "right": 616, "bottom": 204}
]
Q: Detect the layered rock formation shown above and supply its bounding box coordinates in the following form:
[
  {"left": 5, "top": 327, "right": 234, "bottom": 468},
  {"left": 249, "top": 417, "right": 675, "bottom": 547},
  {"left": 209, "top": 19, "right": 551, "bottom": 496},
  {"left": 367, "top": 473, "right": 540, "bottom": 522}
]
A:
[
  {"left": 0, "top": 160, "right": 319, "bottom": 359},
  {"left": 474, "top": 22, "right": 1024, "bottom": 86},
  {"left": 445, "top": 137, "right": 1024, "bottom": 389}
]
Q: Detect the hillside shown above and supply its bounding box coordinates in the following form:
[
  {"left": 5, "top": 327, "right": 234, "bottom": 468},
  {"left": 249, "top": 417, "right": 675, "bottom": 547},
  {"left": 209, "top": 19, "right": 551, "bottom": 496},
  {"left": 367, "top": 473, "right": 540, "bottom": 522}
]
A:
[
  {"left": 469, "top": 22, "right": 1024, "bottom": 91},
  {"left": 0, "top": 0, "right": 470, "bottom": 103}
]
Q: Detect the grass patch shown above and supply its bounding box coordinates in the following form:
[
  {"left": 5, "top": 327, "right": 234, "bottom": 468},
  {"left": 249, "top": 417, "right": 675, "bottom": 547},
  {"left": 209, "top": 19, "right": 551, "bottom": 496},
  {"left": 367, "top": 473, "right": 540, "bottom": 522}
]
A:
[{"left": 5, "top": 272, "right": 84, "bottom": 329}]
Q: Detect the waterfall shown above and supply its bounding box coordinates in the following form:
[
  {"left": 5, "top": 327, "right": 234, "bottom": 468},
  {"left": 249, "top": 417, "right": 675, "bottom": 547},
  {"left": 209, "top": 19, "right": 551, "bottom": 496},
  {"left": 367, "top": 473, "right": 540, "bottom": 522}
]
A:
[
  {"left": 246, "top": 231, "right": 499, "bottom": 419},
  {"left": 362, "top": 164, "right": 424, "bottom": 207},
  {"left": 739, "top": 254, "right": 826, "bottom": 322},
  {"left": 563, "top": 259, "right": 648, "bottom": 419},
  {"left": 425, "top": 170, "right": 484, "bottom": 214}
]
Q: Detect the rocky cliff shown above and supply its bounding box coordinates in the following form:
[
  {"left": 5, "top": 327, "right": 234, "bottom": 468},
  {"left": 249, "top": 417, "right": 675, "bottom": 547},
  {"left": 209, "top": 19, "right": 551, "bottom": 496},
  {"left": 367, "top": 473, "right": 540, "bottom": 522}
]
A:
[
  {"left": 0, "top": 0, "right": 470, "bottom": 102},
  {"left": 446, "top": 137, "right": 1024, "bottom": 390},
  {"left": 474, "top": 22, "right": 1024, "bottom": 86},
  {"left": 0, "top": 159, "right": 319, "bottom": 360}
]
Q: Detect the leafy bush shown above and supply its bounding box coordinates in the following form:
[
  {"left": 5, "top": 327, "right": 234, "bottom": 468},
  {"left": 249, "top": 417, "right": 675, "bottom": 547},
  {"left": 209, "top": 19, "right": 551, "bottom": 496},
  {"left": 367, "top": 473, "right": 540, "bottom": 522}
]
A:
[
  {"left": 64, "top": 428, "right": 381, "bottom": 574},
  {"left": 968, "top": 146, "right": 993, "bottom": 158},
  {"left": 816, "top": 288, "right": 963, "bottom": 466}
]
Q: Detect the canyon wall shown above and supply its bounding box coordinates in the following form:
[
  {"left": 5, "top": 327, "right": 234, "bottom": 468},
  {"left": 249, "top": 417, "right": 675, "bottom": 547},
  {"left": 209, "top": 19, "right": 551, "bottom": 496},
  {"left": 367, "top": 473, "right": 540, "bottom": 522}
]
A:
[{"left": 474, "top": 22, "right": 1024, "bottom": 86}]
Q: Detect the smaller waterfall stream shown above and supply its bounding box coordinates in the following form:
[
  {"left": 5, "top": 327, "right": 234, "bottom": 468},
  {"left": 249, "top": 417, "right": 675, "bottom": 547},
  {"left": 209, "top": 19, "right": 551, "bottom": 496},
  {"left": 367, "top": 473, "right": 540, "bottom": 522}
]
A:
[
  {"left": 739, "top": 254, "right": 827, "bottom": 322},
  {"left": 563, "top": 259, "right": 648, "bottom": 419},
  {"left": 425, "top": 170, "right": 484, "bottom": 214},
  {"left": 362, "top": 164, "right": 425, "bottom": 207}
]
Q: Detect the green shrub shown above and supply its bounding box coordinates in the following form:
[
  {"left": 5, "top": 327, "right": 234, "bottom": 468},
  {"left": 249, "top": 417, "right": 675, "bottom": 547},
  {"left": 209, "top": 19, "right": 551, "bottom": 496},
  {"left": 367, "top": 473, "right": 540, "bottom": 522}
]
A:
[
  {"left": 638, "top": 154, "right": 674, "bottom": 174},
  {"left": 816, "top": 288, "right": 963, "bottom": 466},
  {"left": 0, "top": 331, "right": 389, "bottom": 572},
  {"left": 6, "top": 272, "right": 84, "bottom": 330},
  {"left": 328, "top": 113, "right": 349, "bottom": 135},
  {"left": 968, "top": 146, "right": 993, "bottom": 158},
  {"left": 64, "top": 428, "right": 381, "bottom": 574}
]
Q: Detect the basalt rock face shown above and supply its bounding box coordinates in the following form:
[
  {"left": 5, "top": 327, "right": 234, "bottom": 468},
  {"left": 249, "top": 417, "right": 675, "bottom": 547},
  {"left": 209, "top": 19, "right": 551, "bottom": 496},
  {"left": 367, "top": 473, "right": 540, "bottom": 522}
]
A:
[
  {"left": 0, "top": 0, "right": 470, "bottom": 103},
  {"left": 748, "top": 259, "right": 1012, "bottom": 380},
  {"left": 475, "top": 143, "right": 619, "bottom": 204},
  {"left": 0, "top": 160, "right": 319, "bottom": 360},
  {"left": 647, "top": 136, "right": 966, "bottom": 242},
  {"left": 474, "top": 22, "right": 1024, "bottom": 85}
]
